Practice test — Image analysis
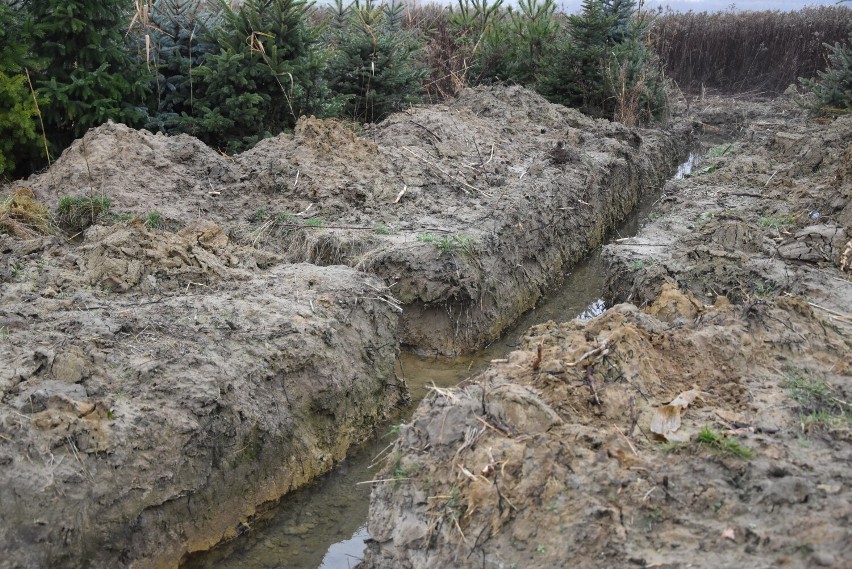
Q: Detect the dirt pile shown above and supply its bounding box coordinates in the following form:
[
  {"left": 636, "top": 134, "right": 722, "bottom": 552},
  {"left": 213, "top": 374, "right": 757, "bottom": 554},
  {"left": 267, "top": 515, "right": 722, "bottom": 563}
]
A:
[
  {"left": 0, "top": 223, "right": 403, "bottom": 568},
  {"left": 604, "top": 99, "right": 852, "bottom": 315},
  {"left": 19, "top": 86, "right": 692, "bottom": 354},
  {"left": 362, "top": 99, "right": 852, "bottom": 568},
  {"left": 364, "top": 287, "right": 851, "bottom": 569}
]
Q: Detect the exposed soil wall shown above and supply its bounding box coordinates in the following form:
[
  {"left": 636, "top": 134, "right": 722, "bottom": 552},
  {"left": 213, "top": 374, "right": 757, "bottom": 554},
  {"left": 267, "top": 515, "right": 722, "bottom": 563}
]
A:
[
  {"left": 361, "top": 98, "right": 852, "bottom": 568},
  {"left": 0, "top": 223, "right": 403, "bottom": 568},
  {"left": 21, "top": 86, "right": 691, "bottom": 355}
]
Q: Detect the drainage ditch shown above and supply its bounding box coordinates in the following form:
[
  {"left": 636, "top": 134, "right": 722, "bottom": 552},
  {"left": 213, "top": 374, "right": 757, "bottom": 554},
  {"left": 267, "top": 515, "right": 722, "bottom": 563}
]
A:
[{"left": 181, "top": 149, "right": 703, "bottom": 569}]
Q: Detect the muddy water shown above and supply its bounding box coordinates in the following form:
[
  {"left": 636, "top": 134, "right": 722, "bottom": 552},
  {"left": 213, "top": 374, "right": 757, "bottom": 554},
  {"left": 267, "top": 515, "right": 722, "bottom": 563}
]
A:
[{"left": 182, "top": 151, "right": 702, "bottom": 569}]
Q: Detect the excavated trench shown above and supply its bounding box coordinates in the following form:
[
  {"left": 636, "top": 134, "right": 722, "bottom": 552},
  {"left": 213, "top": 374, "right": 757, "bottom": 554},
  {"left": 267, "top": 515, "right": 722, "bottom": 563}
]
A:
[
  {"left": 180, "top": 151, "right": 704, "bottom": 569},
  {"left": 1, "top": 86, "right": 698, "bottom": 569}
]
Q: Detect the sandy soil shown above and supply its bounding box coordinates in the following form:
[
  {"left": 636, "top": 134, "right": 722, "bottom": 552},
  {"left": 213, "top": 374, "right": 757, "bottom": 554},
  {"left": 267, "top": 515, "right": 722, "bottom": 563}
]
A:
[{"left": 362, "top": 98, "right": 852, "bottom": 569}]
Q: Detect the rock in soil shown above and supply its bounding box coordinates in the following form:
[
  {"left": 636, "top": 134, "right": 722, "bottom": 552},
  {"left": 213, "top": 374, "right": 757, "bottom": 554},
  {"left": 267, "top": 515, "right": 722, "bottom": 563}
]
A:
[{"left": 362, "top": 98, "right": 852, "bottom": 568}]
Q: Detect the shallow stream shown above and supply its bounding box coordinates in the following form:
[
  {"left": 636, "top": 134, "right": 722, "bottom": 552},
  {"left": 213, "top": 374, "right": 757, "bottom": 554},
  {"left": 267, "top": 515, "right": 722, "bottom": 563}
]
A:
[{"left": 182, "top": 150, "right": 702, "bottom": 569}]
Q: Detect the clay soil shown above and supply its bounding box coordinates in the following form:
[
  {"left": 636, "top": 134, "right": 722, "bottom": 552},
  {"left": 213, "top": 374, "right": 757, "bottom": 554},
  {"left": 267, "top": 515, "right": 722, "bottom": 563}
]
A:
[
  {"left": 0, "top": 86, "right": 690, "bottom": 568},
  {"left": 362, "top": 98, "right": 852, "bottom": 569}
]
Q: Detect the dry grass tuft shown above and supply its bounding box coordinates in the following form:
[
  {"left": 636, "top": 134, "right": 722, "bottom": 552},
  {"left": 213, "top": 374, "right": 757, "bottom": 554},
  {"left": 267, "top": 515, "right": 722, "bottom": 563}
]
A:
[
  {"left": 653, "top": 6, "right": 852, "bottom": 95},
  {"left": 0, "top": 188, "right": 53, "bottom": 239}
]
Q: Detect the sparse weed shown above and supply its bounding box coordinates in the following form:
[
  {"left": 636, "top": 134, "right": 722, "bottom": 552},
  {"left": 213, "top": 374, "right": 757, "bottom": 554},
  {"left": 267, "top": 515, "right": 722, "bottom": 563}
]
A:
[
  {"left": 753, "top": 280, "right": 775, "bottom": 299},
  {"left": 628, "top": 258, "right": 655, "bottom": 270},
  {"left": 758, "top": 214, "right": 795, "bottom": 230},
  {"left": 304, "top": 218, "right": 323, "bottom": 228},
  {"left": 696, "top": 426, "right": 753, "bottom": 459},
  {"left": 144, "top": 211, "right": 162, "bottom": 229},
  {"left": 785, "top": 369, "right": 850, "bottom": 431},
  {"left": 708, "top": 143, "right": 734, "bottom": 158},
  {"left": 419, "top": 233, "right": 476, "bottom": 257},
  {"left": 373, "top": 225, "right": 395, "bottom": 235}
]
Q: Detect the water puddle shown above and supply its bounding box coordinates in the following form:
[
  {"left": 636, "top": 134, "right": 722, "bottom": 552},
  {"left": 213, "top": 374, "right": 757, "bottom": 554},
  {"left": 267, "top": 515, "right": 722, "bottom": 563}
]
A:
[{"left": 182, "top": 150, "right": 703, "bottom": 569}]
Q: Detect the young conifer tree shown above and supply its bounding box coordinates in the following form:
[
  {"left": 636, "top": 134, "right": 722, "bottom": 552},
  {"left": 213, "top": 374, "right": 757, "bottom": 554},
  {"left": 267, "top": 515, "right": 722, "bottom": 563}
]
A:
[
  {"left": 181, "top": 0, "right": 338, "bottom": 151},
  {"left": 325, "top": 0, "right": 426, "bottom": 123},
  {"left": 24, "top": 0, "right": 148, "bottom": 151}
]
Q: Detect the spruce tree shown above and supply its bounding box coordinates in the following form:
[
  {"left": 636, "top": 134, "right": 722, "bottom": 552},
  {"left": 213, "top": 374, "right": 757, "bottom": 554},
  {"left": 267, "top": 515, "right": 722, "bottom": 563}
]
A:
[
  {"left": 538, "top": 0, "right": 614, "bottom": 115},
  {"left": 799, "top": 34, "right": 852, "bottom": 115},
  {"left": 23, "top": 0, "right": 148, "bottom": 151},
  {"left": 145, "top": 0, "right": 217, "bottom": 134},
  {"left": 181, "top": 0, "right": 338, "bottom": 151},
  {"left": 325, "top": 0, "right": 425, "bottom": 123},
  {"left": 0, "top": 3, "right": 41, "bottom": 178}
]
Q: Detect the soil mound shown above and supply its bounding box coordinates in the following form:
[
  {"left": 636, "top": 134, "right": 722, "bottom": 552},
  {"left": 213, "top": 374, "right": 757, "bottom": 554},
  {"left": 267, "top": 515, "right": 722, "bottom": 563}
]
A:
[
  {"left": 364, "top": 288, "right": 850, "bottom": 569},
  {"left": 17, "top": 86, "right": 692, "bottom": 354},
  {"left": 0, "top": 224, "right": 403, "bottom": 568}
]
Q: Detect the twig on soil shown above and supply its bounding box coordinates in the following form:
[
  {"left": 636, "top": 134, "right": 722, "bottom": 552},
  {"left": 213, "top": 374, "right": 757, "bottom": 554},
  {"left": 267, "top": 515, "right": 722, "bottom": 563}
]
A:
[
  {"left": 629, "top": 395, "right": 638, "bottom": 436},
  {"left": 566, "top": 339, "right": 610, "bottom": 367},
  {"left": 355, "top": 477, "right": 411, "bottom": 485},
  {"left": 402, "top": 147, "right": 492, "bottom": 197},
  {"left": 586, "top": 367, "right": 601, "bottom": 405},
  {"left": 475, "top": 415, "right": 513, "bottom": 438},
  {"left": 611, "top": 240, "right": 668, "bottom": 247},
  {"left": 410, "top": 120, "right": 442, "bottom": 143},
  {"left": 805, "top": 299, "right": 852, "bottom": 324},
  {"left": 394, "top": 185, "right": 407, "bottom": 203},
  {"left": 532, "top": 343, "right": 542, "bottom": 371},
  {"left": 65, "top": 436, "right": 94, "bottom": 482},
  {"left": 764, "top": 169, "right": 779, "bottom": 187},
  {"left": 293, "top": 169, "right": 300, "bottom": 189},
  {"left": 615, "top": 426, "right": 639, "bottom": 456}
]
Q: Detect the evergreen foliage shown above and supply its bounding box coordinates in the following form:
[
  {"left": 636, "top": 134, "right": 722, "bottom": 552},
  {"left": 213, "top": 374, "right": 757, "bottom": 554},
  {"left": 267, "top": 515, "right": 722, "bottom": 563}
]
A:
[
  {"left": 0, "top": 3, "right": 40, "bottom": 178},
  {"left": 325, "top": 0, "right": 426, "bottom": 122},
  {"left": 23, "top": 0, "right": 148, "bottom": 152},
  {"left": 447, "top": 0, "right": 508, "bottom": 84},
  {"left": 179, "top": 0, "right": 338, "bottom": 151},
  {"left": 799, "top": 34, "right": 852, "bottom": 115},
  {"left": 448, "top": 0, "right": 560, "bottom": 86},
  {"left": 538, "top": 0, "right": 667, "bottom": 124},
  {"left": 538, "top": 0, "right": 613, "bottom": 115},
  {"left": 145, "top": 0, "right": 217, "bottom": 134}
]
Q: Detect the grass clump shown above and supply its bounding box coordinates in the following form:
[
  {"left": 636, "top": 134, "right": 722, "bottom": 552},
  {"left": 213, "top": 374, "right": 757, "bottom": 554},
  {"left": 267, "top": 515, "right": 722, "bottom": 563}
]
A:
[
  {"left": 785, "top": 369, "right": 850, "bottom": 431},
  {"left": 758, "top": 214, "right": 795, "bottom": 230},
  {"left": 373, "top": 225, "right": 395, "bottom": 235},
  {"left": 419, "top": 232, "right": 475, "bottom": 256},
  {"left": 144, "top": 211, "right": 162, "bottom": 229},
  {"left": 56, "top": 195, "right": 111, "bottom": 234},
  {"left": 0, "top": 188, "right": 52, "bottom": 238},
  {"left": 695, "top": 427, "right": 753, "bottom": 459}
]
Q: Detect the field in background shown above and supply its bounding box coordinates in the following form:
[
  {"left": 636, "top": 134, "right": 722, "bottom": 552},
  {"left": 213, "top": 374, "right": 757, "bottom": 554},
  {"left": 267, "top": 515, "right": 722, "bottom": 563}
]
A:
[{"left": 653, "top": 6, "right": 852, "bottom": 95}]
